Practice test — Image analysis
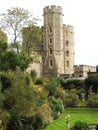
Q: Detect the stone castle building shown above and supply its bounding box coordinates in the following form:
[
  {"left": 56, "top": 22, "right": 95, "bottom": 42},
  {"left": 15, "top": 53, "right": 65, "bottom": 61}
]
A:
[
  {"left": 42, "top": 5, "right": 75, "bottom": 77},
  {"left": 23, "top": 5, "right": 96, "bottom": 78},
  {"left": 74, "top": 65, "right": 96, "bottom": 78}
]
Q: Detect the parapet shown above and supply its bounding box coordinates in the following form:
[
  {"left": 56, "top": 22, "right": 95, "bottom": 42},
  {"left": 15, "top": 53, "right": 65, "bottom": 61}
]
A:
[
  {"left": 43, "top": 5, "right": 62, "bottom": 15},
  {"left": 63, "top": 24, "right": 74, "bottom": 33}
]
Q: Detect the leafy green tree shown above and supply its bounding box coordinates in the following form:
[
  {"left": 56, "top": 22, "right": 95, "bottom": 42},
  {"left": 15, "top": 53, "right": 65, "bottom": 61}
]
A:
[
  {"left": 0, "top": 82, "right": 5, "bottom": 107},
  {"left": 45, "top": 79, "right": 58, "bottom": 97},
  {"left": 64, "top": 79, "right": 85, "bottom": 90},
  {"left": 0, "top": 7, "right": 38, "bottom": 52},
  {"left": 0, "top": 40, "right": 7, "bottom": 53},
  {"left": 0, "top": 51, "right": 21, "bottom": 71},
  {"left": 22, "top": 25, "right": 42, "bottom": 56},
  {"left": 0, "top": 70, "right": 38, "bottom": 129},
  {"left": 0, "top": 72, "right": 11, "bottom": 92},
  {"left": 0, "top": 28, "right": 7, "bottom": 42},
  {"left": 85, "top": 76, "right": 98, "bottom": 94}
]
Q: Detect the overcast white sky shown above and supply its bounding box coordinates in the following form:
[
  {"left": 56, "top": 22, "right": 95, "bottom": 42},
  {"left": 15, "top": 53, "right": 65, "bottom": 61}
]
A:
[{"left": 0, "top": 0, "right": 98, "bottom": 66}]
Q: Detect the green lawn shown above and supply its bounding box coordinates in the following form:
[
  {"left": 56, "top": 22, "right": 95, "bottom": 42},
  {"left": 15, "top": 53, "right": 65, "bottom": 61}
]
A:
[{"left": 40, "top": 108, "right": 98, "bottom": 130}]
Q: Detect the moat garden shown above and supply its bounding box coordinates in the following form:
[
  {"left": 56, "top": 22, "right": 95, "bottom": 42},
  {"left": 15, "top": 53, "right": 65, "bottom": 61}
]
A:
[{"left": 40, "top": 107, "right": 98, "bottom": 130}]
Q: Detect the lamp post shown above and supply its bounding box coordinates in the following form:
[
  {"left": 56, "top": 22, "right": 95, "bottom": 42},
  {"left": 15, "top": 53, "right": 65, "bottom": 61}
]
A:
[{"left": 65, "top": 115, "right": 70, "bottom": 130}]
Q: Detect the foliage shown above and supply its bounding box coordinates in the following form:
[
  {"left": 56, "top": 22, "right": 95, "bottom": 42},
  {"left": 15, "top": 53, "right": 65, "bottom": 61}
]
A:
[
  {"left": 48, "top": 97, "right": 64, "bottom": 119},
  {"left": 64, "top": 79, "right": 85, "bottom": 90},
  {"left": 0, "top": 51, "right": 21, "bottom": 71},
  {"left": 19, "top": 52, "right": 34, "bottom": 71},
  {"left": 0, "top": 83, "right": 5, "bottom": 107},
  {"left": 72, "top": 121, "right": 90, "bottom": 130},
  {"left": 39, "top": 103, "right": 53, "bottom": 127},
  {"left": 0, "top": 40, "right": 7, "bottom": 53},
  {"left": 22, "top": 25, "right": 42, "bottom": 56},
  {"left": 0, "top": 45, "right": 33, "bottom": 71},
  {"left": 0, "top": 72, "right": 11, "bottom": 92},
  {"left": 45, "top": 79, "right": 58, "bottom": 97},
  {"left": 0, "top": 7, "right": 37, "bottom": 42},
  {"left": 0, "top": 29, "right": 7, "bottom": 43},
  {"left": 63, "top": 89, "right": 79, "bottom": 107},
  {"left": 85, "top": 76, "right": 98, "bottom": 94},
  {"left": 34, "top": 78, "right": 43, "bottom": 85},
  {"left": 88, "top": 93, "right": 98, "bottom": 107},
  {"left": 30, "top": 69, "right": 37, "bottom": 80},
  {"left": 25, "top": 75, "right": 31, "bottom": 86}
]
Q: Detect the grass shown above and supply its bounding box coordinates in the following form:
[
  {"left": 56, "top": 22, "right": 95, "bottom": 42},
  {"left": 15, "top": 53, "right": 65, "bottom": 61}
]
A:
[{"left": 40, "top": 108, "right": 98, "bottom": 130}]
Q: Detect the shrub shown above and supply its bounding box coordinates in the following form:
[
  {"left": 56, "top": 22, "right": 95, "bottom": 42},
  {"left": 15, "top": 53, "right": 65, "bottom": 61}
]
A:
[
  {"left": 72, "top": 121, "right": 90, "bottom": 130},
  {"left": 63, "top": 89, "right": 79, "bottom": 107},
  {"left": 88, "top": 93, "right": 98, "bottom": 107},
  {"left": 30, "top": 69, "right": 37, "bottom": 79},
  {"left": 45, "top": 79, "right": 58, "bottom": 96},
  {"left": 48, "top": 97, "right": 64, "bottom": 119},
  {"left": 34, "top": 78, "right": 43, "bottom": 85},
  {"left": 0, "top": 72, "right": 11, "bottom": 92},
  {"left": 25, "top": 75, "right": 31, "bottom": 86}
]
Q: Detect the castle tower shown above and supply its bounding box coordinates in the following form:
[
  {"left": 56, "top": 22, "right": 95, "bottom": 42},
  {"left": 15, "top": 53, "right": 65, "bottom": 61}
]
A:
[
  {"left": 42, "top": 5, "right": 75, "bottom": 77},
  {"left": 63, "top": 25, "right": 75, "bottom": 75}
]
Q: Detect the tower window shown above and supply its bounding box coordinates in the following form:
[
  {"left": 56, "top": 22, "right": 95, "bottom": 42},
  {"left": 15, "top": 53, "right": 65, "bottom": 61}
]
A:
[
  {"left": 50, "top": 48, "right": 52, "bottom": 54},
  {"left": 49, "top": 27, "right": 52, "bottom": 33},
  {"left": 66, "top": 61, "right": 69, "bottom": 68},
  {"left": 66, "top": 50, "right": 69, "bottom": 57},
  {"left": 50, "top": 60, "right": 52, "bottom": 67},
  {"left": 66, "top": 41, "right": 69, "bottom": 46},
  {"left": 50, "top": 38, "right": 52, "bottom": 43}
]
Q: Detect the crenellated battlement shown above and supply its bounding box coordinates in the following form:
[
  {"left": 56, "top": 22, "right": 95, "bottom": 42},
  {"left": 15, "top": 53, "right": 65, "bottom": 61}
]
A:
[
  {"left": 63, "top": 24, "right": 74, "bottom": 32},
  {"left": 43, "top": 5, "right": 62, "bottom": 15}
]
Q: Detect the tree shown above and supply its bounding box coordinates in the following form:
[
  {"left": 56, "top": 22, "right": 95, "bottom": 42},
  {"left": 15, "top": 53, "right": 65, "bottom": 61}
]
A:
[
  {"left": 0, "top": 51, "right": 21, "bottom": 71},
  {"left": 0, "top": 28, "right": 7, "bottom": 42},
  {"left": 1, "top": 70, "right": 38, "bottom": 129},
  {"left": 85, "top": 76, "right": 98, "bottom": 94},
  {"left": 22, "top": 25, "right": 42, "bottom": 56},
  {"left": 0, "top": 7, "right": 38, "bottom": 52},
  {"left": 45, "top": 79, "right": 58, "bottom": 97},
  {"left": 0, "top": 40, "right": 8, "bottom": 53}
]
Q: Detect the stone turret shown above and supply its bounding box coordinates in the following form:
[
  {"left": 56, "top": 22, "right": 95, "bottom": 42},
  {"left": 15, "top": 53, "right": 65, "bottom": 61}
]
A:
[{"left": 42, "top": 5, "right": 75, "bottom": 77}]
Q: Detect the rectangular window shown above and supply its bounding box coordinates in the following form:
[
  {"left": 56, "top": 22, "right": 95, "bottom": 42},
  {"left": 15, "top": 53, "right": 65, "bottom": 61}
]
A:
[
  {"left": 50, "top": 38, "right": 52, "bottom": 43},
  {"left": 50, "top": 60, "right": 52, "bottom": 67}
]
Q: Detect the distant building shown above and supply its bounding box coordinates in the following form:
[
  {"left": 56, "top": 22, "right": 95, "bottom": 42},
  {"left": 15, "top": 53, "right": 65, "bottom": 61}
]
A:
[{"left": 73, "top": 65, "right": 96, "bottom": 78}]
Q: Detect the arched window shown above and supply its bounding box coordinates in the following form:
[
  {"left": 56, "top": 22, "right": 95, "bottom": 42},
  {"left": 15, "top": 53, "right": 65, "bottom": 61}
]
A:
[
  {"left": 50, "top": 48, "right": 52, "bottom": 54},
  {"left": 66, "top": 61, "right": 69, "bottom": 68},
  {"left": 66, "top": 50, "right": 69, "bottom": 57}
]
